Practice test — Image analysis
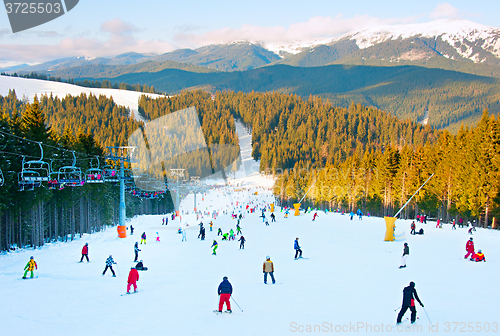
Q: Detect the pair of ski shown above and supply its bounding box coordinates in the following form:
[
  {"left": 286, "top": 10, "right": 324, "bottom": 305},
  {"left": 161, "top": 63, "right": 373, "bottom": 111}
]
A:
[
  {"left": 395, "top": 317, "right": 419, "bottom": 328},
  {"left": 213, "top": 310, "right": 232, "bottom": 315},
  {"left": 121, "top": 290, "right": 139, "bottom": 296},
  {"left": 294, "top": 256, "right": 309, "bottom": 260}
]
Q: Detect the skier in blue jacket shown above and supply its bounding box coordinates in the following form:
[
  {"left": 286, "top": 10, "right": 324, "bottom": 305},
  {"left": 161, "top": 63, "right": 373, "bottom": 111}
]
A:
[{"left": 294, "top": 237, "right": 302, "bottom": 259}]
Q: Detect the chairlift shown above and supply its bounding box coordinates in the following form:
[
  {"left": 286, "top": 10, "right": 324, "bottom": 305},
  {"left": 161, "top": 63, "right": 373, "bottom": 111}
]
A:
[
  {"left": 54, "top": 151, "right": 83, "bottom": 187},
  {"left": 103, "top": 164, "right": 119, "bottom": 182},
  {"left": 19, "top": 143, "right": 51, "bottom": 183},
  {"left": 85, "top": 156, "right": 104, "bottom": 183}
]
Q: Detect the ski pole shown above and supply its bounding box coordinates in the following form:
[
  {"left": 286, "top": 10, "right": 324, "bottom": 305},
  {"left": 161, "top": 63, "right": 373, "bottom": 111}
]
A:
[
  {"left": 423, "top": 306, "right": 433, "bottom": 327},
  {"left": 231, "top": 296, "right": 243, "bottom": 312},
  {"left": 394, "top": 305, "right": 401, "bottom": 312},
  {"left": 115, "top": 263, "right": 121, "bottom": 276}
]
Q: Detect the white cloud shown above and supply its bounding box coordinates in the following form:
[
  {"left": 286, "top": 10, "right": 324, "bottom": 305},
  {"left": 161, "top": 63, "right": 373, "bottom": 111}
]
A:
[
  {"left": 173, "top": 14, "right": 417, "bottom": 48},
  {"left": 429, "top": 2, "right": 461, "bottom": 19}
]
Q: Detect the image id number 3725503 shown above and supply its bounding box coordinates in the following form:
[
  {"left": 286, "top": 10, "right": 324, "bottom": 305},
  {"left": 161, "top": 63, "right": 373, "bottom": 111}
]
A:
[
  {"left": 443, "top": 322, "right": 498, "bottom": 333},
  {"left": 5, "top": 2, "right": 62, "bottom": 14}
]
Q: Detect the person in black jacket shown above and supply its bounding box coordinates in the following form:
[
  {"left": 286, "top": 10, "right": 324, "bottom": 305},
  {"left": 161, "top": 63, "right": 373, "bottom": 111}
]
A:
[
  {"left": 134, "top": 242, "right": 141, "bottom": 262},
  {"left": 397, "top": 281, "right": 424, "bottom": 324},
  {"left": 217, "top": 276, "right": 233, "bottom": 313},
  {"left": 136, "top": 260, "right": 148, "bottom": 271}
]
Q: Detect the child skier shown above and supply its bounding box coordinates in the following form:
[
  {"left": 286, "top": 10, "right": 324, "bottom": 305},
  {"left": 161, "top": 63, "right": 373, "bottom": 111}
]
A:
[
  {"left": 126, "top": 266, "right": 139, "bottom": 294},
  {"left": 263, "top": 256, "right": 275, "bottom": 284},
  {"left": 210, "top": 221, "right": 213, "bottom": 232},
  {"left": 471, "top": 249, "right": 486, "bottom": 262},
  {"left": 22, "top": 256, "right": 37, "bottom": 279},
  {"left": 140, "top": 232, "right": 146, "bottom": 244},
  {"left": 399, "top": 243, "right": 409, "bottom": 269},
  {"left": 238, "top": 235, "right": 245, "bottom": 249},
  {"left": 79, "top": 242, "right": 89, "bottom": 262},
  {"left": 211, "top": 240, "right": 218, "bottom": 255},
  {"left": 464, "top": 238, "right": 474, "bottom": 259},
  {"left": 102, "top": 255, "right": 116, "bottom": 277},
  {"left": 134, "top": 242, "right": 141, "bottom": 262},
  {"left": 155, "top": 232, "right": 160, "bottom": 242},
  {"left": 216, "top": 276, "right": 232, "bottom": 313},
  {"left": 182, "top": 228, "right": 187, "bottom": 241},
  {"left": 396, "top": 281, "right": 424, "bottom": 324}
]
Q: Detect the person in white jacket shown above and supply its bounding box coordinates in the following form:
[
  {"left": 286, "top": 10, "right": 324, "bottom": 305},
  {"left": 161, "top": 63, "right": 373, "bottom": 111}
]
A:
[{"left": 182, "top": 228, "right": 187, "bottom": 242}]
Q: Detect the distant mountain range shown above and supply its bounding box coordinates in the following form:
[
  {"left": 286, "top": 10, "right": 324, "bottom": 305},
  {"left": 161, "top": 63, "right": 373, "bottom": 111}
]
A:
[{"left": 2, "top": 19, "right": 500, "bottom": 131}]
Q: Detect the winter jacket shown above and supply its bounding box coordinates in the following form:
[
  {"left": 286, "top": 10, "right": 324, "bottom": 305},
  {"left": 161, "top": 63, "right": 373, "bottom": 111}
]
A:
[
  {"left": 127, "top": 268, "right": 139, "bottom": 283},
  {"left": 105, "top": 256, "right": 115, "bottom": 266},
  {"left": 294, "top": 239, "right": 300, "bottom": 250},
  {"left": 211, "top": 241, "right": 218, "bottom": 248},
  {"left": 466, "top": 240, "right": 474, "bottom": 252},
  {"left": 136, "top": 261, "right": 145, "bottom": 270},
  {"left": 82, "top": 245, "right": 88, "bottom": 255},
  {"left": 141, "top": 233, "right": 146, "bottom": 239},
  {"left": 24, "top": 259, "right": 37, "bottom": 271},
  {"left": 238, "top": 236, "right": 245, "bottom": 242},
  {"left": 402, "top": 284, "right": 422, "bottom": 307},
  {"left": 472, "top": 252, "right": 485, "bottom": 262},
  {"left": 263, "top": 260, "right": 274, "bottom": 273},
  {"left": 218, "top": 280, "right": 233, "bottom": 294},
  {"left": 403, "top": 245, "right": 409, "bottom": 256},
  {"left": 410, "top": 223, "right": 416, "bottom": 230},
  {"left": 135, "top": 244, "right": 141, "bottom": 253}
]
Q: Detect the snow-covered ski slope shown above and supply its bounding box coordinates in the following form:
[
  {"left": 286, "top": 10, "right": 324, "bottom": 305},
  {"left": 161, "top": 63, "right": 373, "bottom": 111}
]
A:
[
  {"left": 1, "top": 117, "right": 500, "bottom": 336},
  {"left": 0, "top": 75, "right": 165, "bottom": 122}
]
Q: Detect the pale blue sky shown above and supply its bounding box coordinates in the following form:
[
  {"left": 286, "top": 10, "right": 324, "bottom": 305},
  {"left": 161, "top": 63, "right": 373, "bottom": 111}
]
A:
[{"left": 0, "top": 0, "right": 499, "bottom": 66}]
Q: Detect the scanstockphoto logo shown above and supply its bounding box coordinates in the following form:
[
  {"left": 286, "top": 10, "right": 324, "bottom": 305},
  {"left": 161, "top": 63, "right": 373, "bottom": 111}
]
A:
[{"left": 4, "top": 0, "right": 79, "bottom": 33}]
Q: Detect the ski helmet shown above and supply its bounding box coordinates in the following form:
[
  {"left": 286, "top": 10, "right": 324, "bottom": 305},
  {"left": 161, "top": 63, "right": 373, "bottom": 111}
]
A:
[
  {"left": 478, "top": 249, "right": 482, "bottom": 253},
  {"left": 266, "top": 255, "right": 270, "bottom": 259},
  {"left": 223, "top": 276, "right": 228, "bottom": 280},
  {"left": 30, "top": 256, "right": 34, "bottom": 259},
  {"left": 409, "top": 281, "right": 415, "bottom": 287},
  {"left": 404, "top": 243, "right": 408, "bottom": 246}
]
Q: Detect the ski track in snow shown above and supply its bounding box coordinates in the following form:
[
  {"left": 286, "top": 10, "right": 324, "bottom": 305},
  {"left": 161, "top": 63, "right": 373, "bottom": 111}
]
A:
[
  {"left": 0, "top": 85, "right": 499, "bottom": 335},
  {"left": 0, "top": 75, "right": 166, "bottom": 122}
]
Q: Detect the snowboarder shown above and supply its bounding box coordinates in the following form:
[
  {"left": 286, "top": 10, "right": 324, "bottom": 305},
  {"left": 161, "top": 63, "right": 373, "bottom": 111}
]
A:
[
  {"left": 211, "top": 240, "right": 218, "bottom": 255},
  {"left": 22, "top": 256, "right": 37, "bottom": 279},
  {"left": 134, "top": 242, "right": 141, "bottom": 262},
  {"left": 140, "top": 232, "right": 146, "bottom": 244},
  {"left": 270, "top": 212, "right": 276, "bottom": 222},
  {"left": 238, "top": 235, "right": 245, "bottom": 249},
  {"left": 396, "top": 282, "right": 424, "bottom": 324},
  {"left": 218, "top": 228, "right": 223, "bottom": 236},
  {"left": 284, "top": 209, "right": 290, "bottom": 218},
  {"left": 136, "top": 260, "right": 148, "bottom": 271},
  {"left": 464, "top": 237, "right": 474, "bottom": 259},
  {"left": 130, "top": 224, "right": 134, "bottom": 235},
  {"left": 156, "top": 232, "right": 160, "bottom": 242},
  {"left": 399, "top": 243, "right": 409, "bottom": 269},
  {"left": 294, "top": 237, "right": 303, "bottom": 259},
  {"left": 312, "top": 212, "right": 319, "bottom": 221},
  {"left": 182, "top": 228, "right": 187, "bottom": 241},
  {"left": 102, "top": 255, "right": 116, "bottom": 277},
  {"left": 217, "top": 276, "right": 232, "bottom": 313},
  {"left": 410, "top": 221, "right": 416, "bottom": 235},
  {"left": 263, "top": 256, "right": 275, "bottom": 284},
  {"left": 79, "top": 242, "right": 89, "bottom": 262},
  {"left": 126, "top": 266, "right": 139, "bottom": 294},
  {"left": 471, "top": 249, "right": 486, "bottom": 262}
]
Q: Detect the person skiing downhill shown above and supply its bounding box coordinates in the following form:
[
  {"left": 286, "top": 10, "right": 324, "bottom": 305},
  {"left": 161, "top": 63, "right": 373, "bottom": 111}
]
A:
[
  {"left": 22, "top": 256, "right": 37, "bottom": 279},
  {"left": 198, "top": 222, "right": 204, "bottom": 239},
  {"left": 216, "top": 276, "right": 232, "bottom": 313},
  {"left": 294, "top": 237, "right": 303, "bottom": 259},
  {"left": 238, "top": 235, "right": 245, "bottom": 249},
  {"left": 236, "top": 224, "right": 242, "bottom": 235},
  {"left": 130, "top": 225, "right": 134, "bottom": 235},
  {"left": 126, "top": 266, "right": 139, "bottom": 294},
  {"left": 211, "top": 240, "right": 218, "bottom": 255},
  {"left": 263, "top": 256, "right": 275, "bottom": 284},
  {"left": 134, "top": 242, "right": 141, "bottom": 262},
  {"left": 181, "top": 228, "right": 187, "bottom": 242},
  {"left": 140, "top": 232, "right": 146, "bottom": 244},
  {"left": 464, "top": 238, "right": 474, "bottom": 259},
  {"left": 396, "top": 281, "right": 424, "bottom": 324},
  {"left": 155, "top": 232, "right": 160, "bottom": 242},
  {"left": 80, "top": 243, "right": 89, "bottom": 262},
  {"left": 399, "top": 243, "right": 409, "bottom": 269},
  {"left": 102, "top": 255, "right": 116, "bottom": 277},
  {"left": 312, "top": 212, "right": 318, "bottom": 221}
]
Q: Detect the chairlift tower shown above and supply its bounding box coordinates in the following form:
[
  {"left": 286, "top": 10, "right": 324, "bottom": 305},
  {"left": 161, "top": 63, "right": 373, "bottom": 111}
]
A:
[
  {"left": 169, "top": 169, "right": 185, "bottom": 217},
  {"left": 107, "top": 146, "right": 135, "bottom": 227}
]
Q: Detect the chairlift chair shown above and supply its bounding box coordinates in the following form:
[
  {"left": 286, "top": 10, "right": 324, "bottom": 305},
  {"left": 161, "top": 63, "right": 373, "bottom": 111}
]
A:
[
  {"left": 103, "top": 165, "right": 119, "bottom": 182},
  {"left": 19, "top": 143, "right": 51, "bottom": 183},
  {"left": 85, "top": 156, "right": 104, "bottom": 183},
  {"left": 55, "top": 151, "right": 83, "bottom": 187}
]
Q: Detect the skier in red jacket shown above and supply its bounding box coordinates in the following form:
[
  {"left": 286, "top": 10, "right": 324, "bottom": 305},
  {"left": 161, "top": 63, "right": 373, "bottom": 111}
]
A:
[
  {"left": 127, "top": 266, "right": 140, "bottom": 294},
  {"left": 79, "top": 243, "right": 89, "bottom": 262},
  {"left": 464, "top": 238, "right": 474, "bottom": 259}
]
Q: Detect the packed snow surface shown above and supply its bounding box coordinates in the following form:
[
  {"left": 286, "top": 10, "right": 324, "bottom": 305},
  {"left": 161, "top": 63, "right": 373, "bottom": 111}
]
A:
[
  {"left": 0, "top": 75, "right": 165, "bottom": 122},
  {"left": 1, "top": 106, "right": 499, "bottom": 336}
]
